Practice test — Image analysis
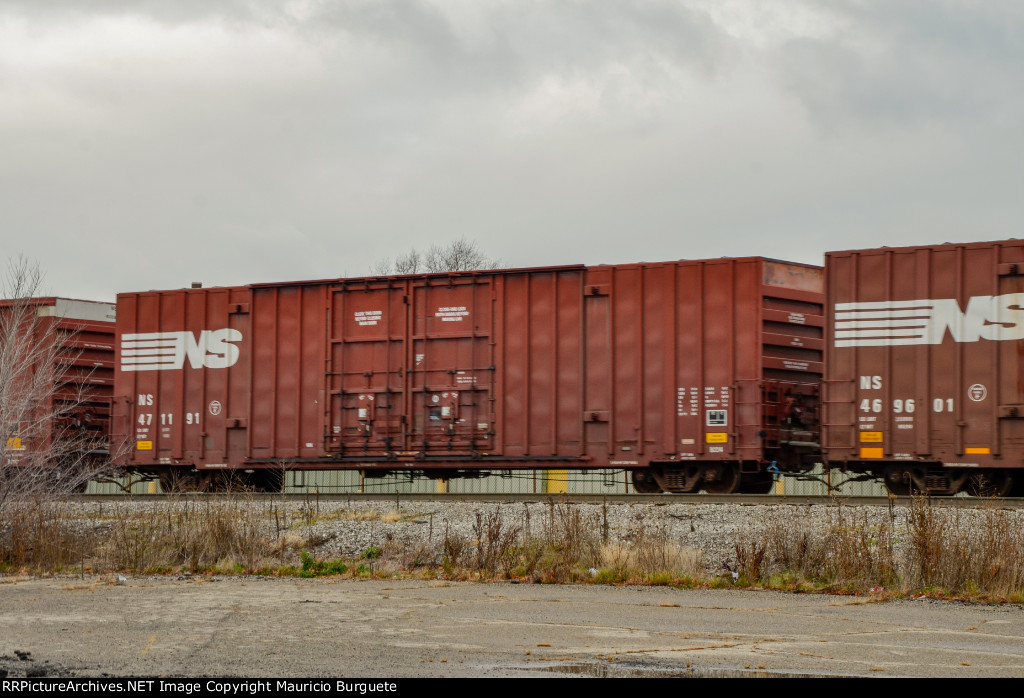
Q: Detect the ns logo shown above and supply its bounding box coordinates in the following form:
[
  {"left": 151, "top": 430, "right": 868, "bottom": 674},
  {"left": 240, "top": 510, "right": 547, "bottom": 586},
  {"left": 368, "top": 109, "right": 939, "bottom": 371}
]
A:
[
  {"left": 120, "top": 329, "right": 242, "bottom": 371},
  {"left": 835, "top": 293, "right": 1024, "bottom": 347}
]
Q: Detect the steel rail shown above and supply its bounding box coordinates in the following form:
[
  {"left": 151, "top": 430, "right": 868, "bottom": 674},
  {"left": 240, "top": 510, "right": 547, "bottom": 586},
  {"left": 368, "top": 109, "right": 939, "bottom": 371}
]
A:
[{"left": 70, "top": 492, "right": 1024, "bottom": 508}]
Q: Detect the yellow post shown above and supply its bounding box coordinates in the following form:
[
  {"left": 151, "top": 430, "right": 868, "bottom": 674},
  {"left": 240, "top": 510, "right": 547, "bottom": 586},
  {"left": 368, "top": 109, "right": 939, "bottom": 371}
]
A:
[
  {"left": 436, "top": 478, "right": 449, "bottom": 494},
  {"left": 147, "top": 481, "right": 157, "bottom": 494},
  {"left": 547, "top": 470, "right": 569, "bottom": 494},
  {"left": 774, "top": 477, "right": 785, "bottom": 495}
]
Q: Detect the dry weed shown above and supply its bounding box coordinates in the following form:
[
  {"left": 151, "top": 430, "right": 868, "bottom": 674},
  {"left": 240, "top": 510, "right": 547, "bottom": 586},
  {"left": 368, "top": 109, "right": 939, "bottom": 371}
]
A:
[
  {"left": 728, "top": 505, "right": 894, "bottom": 590},
  {"left": 906, "top": 499, "right": 1024, "bottom": 596},
  {"left": 0, "top": 499, "right": 95, "bottom": 573},
  {"left": 600, "top": 540, "right": 702, "bottom": 581}
]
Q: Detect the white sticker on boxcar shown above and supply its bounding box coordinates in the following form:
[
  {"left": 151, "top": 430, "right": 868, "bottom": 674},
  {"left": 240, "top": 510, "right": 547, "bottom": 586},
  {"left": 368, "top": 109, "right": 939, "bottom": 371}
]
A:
[
  {"left": 354, "top": 310, "right": 382, "bottom": 326},
  {"left": 434, "top": 306, "right": 469, "bottom": 322}
]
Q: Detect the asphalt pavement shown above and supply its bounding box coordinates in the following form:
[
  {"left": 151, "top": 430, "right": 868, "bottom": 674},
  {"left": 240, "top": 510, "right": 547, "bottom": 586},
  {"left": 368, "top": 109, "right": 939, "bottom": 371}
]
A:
[{"left": 1, "top": 576, "right": 1022, "bottom": 678}]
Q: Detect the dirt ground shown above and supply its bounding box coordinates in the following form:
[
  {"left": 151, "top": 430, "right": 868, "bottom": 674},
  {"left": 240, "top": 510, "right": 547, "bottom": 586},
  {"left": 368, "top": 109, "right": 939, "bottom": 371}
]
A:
[{"left": 1, "top": 575, "right": 1022, "bottom": 678}]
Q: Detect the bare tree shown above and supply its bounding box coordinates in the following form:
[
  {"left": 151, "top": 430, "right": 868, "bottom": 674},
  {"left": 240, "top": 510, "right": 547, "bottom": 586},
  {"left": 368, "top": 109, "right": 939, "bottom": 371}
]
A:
[
  {"left": 371, "top": 248, "right": 424, "bottom": 275},
  {"left": 0, "top": 257, "right": 114, "bottom": 512},
  {"left": 372, "top": 238, "right": 503, "bottom": 275}
]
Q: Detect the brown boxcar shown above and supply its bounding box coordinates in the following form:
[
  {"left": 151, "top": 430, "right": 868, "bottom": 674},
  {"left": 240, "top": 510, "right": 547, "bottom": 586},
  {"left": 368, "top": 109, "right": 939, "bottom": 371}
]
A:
[
  {"left": 113, "top": 258, "right": 823, "bottom": 493},
  {"left": 824, "top": 239, "right": 1024, "bottom": 496},
  {"left": 1, "top": 298, "right": 116, "bottom": 481}
]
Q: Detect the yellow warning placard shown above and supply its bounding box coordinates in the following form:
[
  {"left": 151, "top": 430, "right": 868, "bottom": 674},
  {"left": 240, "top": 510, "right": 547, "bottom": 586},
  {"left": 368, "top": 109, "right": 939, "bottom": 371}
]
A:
[
  {"left": 860, "top": 447, "right": 883, "bottom": 459},
  {"left": 705, "top": 433, "right": 728, "bottom": 444},
  {"left": 859, "top": 431, "right": 883, "bottom": 443},
  {"left": 6, "top": 437, "right": 25, "bottom": 451},
  {"left": 136, "top": 440, "right": 153, "bottom": 451},
  {"left": 965, "top": 447, "right": 991, "bottom": 455}
]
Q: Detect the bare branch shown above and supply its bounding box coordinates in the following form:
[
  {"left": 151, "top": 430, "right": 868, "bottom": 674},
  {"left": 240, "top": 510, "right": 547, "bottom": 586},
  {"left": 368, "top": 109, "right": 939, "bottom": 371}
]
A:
[
  {"left": 374, "top": 238, "right": 502, "bottom": 275},
  {"left": 393, "top": 248, "right": 423, "bottom": 275},
  {"left": 0, "top": 258, "right": 121, "bottom": 513}
]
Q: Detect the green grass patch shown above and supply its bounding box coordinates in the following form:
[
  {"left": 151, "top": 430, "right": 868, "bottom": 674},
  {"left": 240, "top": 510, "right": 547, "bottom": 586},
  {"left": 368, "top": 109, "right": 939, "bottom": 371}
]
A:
[{"left": 297, "top": 550, "right": 348, "bottom": 578}]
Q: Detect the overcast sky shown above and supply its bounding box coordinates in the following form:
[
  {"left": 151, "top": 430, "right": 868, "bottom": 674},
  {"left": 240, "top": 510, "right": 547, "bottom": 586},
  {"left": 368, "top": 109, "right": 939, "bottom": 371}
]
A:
[{"left": 3, "top": 1, "right": 1023, "bottom": 301}]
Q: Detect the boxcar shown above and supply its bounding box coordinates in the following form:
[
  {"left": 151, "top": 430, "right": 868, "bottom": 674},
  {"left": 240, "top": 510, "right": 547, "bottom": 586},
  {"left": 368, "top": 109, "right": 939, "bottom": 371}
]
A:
[
  {"left": 824, "top": 239, "right": 1024, "bottom": 496},
  {"left": 1, "top": 297, "right": 116, "bottom": 485},
  {"left": 113, "top": 258, "right": 823, "bottom": 493}
]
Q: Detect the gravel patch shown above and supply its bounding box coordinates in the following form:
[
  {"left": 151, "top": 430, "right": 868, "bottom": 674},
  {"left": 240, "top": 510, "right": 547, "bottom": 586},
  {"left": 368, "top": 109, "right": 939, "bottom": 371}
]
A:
[{"left": 295, "top": 500, "right": 900, "bottom": 573}]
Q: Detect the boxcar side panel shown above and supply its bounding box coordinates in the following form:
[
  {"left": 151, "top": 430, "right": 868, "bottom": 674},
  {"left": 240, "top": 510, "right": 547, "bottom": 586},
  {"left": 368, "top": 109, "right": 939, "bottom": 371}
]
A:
[{"left": 499, "top": 269, "right": 585, "bottom": 459}]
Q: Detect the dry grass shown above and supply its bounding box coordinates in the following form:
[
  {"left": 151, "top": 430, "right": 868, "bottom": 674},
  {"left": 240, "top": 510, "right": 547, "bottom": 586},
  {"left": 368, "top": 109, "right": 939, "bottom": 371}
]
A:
[
  {"left": 2, "top": 496, "right": 1024, "bottom": 602},
  {"left": 0, "top": 496, "right": 312, "bottom": 575},
  {"left": 740, "top": 503, "right": 898, "bottom": 592},
  {"left": 735, "top": 498, "right": 1023, "bottom": 600},
  {"left": 0, "top": 499, "right": 95, "bottom": 573},
  {"left": 439, "top": 502, "right": 702, "bottom": 585},
  {"left": 599, "top": 540, "right": 703, "bottom": 582},
  {"left": 102, "top": 498, "right": 282, "bottom": 573},
  {"left": 905, "top": 499, "right": 1024, "bottom": 597},
  {"left": 326, "top": 509, "right": 403, "bottom": 522}
]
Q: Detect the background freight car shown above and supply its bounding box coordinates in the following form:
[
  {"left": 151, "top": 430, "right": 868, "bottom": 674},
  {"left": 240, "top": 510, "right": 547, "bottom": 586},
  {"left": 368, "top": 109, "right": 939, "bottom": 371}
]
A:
[
  {"left": 113, "top": 258, "right": 823, "bottom": 493},
  {"left": 0, "top": 297, "right": 116, "bottom": 490},
  {"left": 824, "top": 239, "right": 1024, "bottom": 496}
]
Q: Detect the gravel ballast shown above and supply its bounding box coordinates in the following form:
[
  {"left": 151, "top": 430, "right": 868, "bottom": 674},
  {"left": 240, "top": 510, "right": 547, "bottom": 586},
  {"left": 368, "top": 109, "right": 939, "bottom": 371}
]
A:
[{"left": 60, "top": 497, "right": 1016, "bottom": 576}]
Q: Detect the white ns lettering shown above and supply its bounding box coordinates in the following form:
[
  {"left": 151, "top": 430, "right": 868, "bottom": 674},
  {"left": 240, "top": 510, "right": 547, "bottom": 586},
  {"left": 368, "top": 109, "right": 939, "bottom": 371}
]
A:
[
  {"left": 120, "top": 329, "right": 242, "bottom": 371},
  {"left": 835, "top": 293, "right": 1024, "bottom": 346}
]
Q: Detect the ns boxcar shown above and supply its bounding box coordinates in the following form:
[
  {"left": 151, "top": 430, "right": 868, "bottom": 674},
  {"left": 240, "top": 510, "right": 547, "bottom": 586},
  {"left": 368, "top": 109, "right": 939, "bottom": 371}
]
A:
[
  {"left": 113, "top": 257, "right": 823, "bottom": 493},
  {"left": 824, "top": 238, "right": 1024, "bottom": 496}
]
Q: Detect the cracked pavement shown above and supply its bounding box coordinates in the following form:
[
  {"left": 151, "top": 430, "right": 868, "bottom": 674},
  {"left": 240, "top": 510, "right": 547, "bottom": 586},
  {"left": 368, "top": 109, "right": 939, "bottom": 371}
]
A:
[{"left": 1, "top": 577, "right": 1022, "bottom": 677}]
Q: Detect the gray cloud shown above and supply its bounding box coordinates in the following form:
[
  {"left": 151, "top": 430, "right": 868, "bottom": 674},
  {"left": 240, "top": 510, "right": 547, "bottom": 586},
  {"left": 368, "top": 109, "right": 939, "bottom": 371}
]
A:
[
  {"left": 778, "top": 1, "right": 1024, "bottom": 128},
  {"left": 1, "top": 1, "right": 1022, "bottom": 300}
]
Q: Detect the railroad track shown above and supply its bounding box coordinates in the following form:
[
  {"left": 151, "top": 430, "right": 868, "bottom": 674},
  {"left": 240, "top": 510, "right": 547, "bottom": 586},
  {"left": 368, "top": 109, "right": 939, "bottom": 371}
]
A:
[{"left": 71, "top": 492, "right": 1024, "bottom": 508}]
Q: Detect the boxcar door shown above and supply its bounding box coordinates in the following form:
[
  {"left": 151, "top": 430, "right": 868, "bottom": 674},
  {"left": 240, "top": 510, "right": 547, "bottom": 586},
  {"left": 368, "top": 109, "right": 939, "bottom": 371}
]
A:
[
  {"left": 408, "top": 277, "right": 496, "bottom": 457},
  {"left": 328, "top": 281, "right": 408, "bottom": 458}
]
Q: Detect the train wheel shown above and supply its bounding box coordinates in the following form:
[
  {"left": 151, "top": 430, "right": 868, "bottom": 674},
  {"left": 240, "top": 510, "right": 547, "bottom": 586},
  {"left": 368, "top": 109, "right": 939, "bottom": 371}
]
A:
[
  {"left": 883, "top": 466, "right": 912, "bottom": 496},
  {"left": 883, "top": 465, "right": 961, "bottom": 496},
  {"left": 631, "top": 470, "right": 663, "bottom": 494},
  {"left": 966, "top": 471, "right": 1014, "bottom": 498},
  {"left": 738, "top": 473, "right": 774, "bottom": 494},
  {"left": 884, "top": 479, "right": 911, "bottom": 496},
  {"left": 702, "top": 463, "right": 740, "bottom": 494}
]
